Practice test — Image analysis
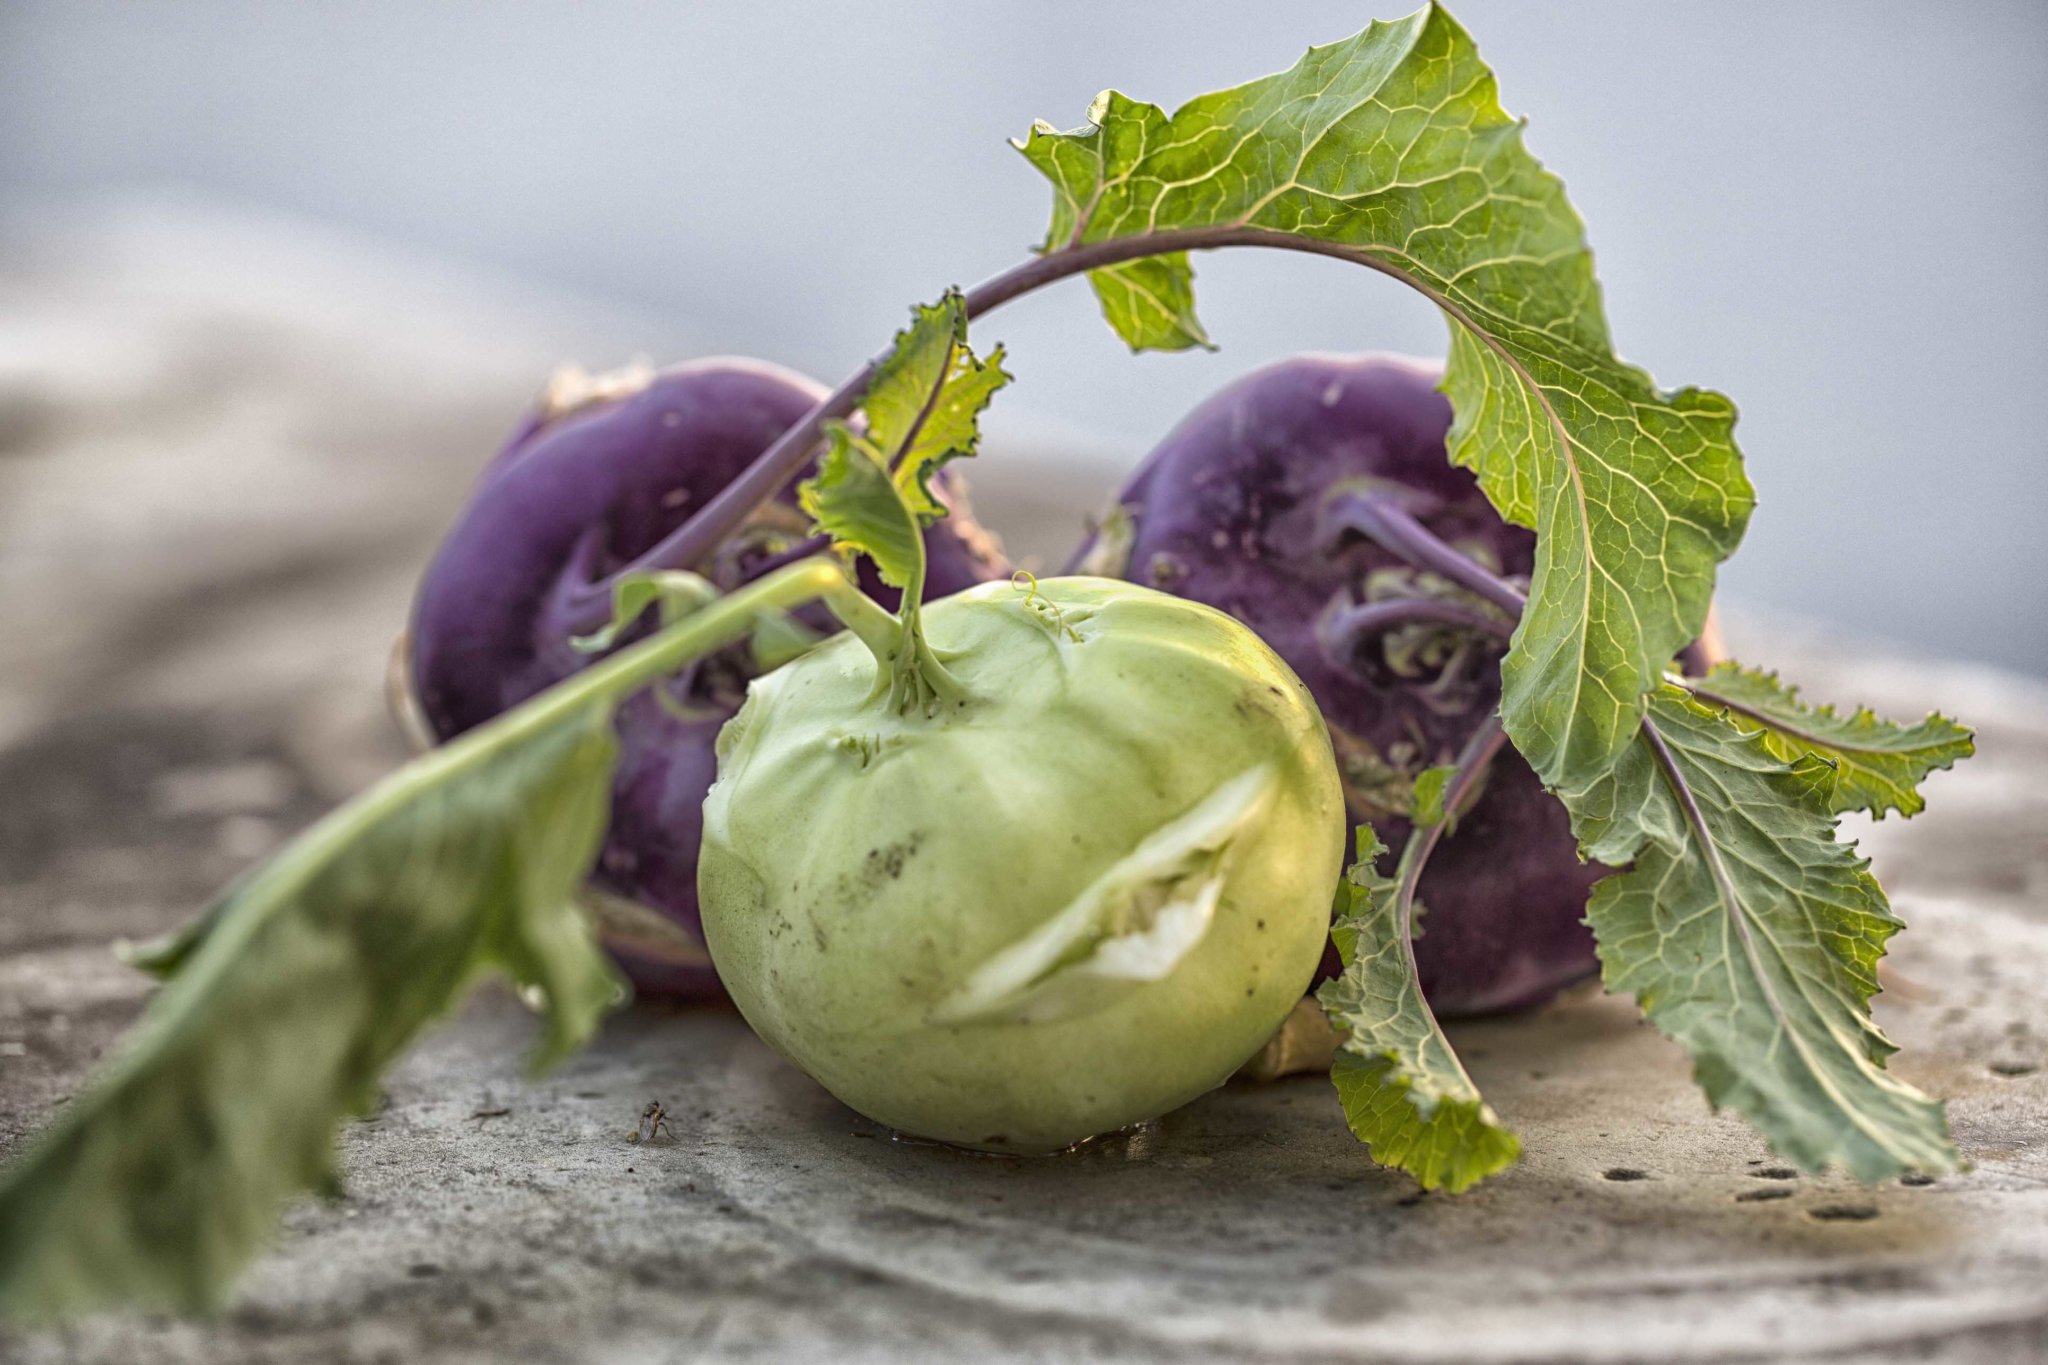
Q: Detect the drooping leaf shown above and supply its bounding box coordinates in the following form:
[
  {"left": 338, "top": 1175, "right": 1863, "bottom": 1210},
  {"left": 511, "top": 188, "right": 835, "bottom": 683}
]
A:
[
  {"left": 1567, "top": 688, "right": 1958, "bottom": 1181},
  {"left": 1684, "top": 662, "right": 1973, "bottom": 818},
  {"left": 118, "top": 894, "right": 226, "bottom": 980},
  {"left": 0, "top": 709, "right": 624, "bottom": 1321},
  {"left": 1084, "top": 251, "right": 1212, "bottom": 353},
  {"left": 1017, "top": 2, "right": 1752, "bottom": 791},
  {"left": 0, "top": 558, "right": 855, "bottom": 1323},
  {"left": 1317, "top": 828, "right": 1521, "bottom": 1193}
]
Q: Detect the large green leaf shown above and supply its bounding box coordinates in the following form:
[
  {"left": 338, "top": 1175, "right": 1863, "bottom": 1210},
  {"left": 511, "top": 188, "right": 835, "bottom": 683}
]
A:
[
  {"left": 1017, "top": 2, "right": 1752, "bottom": 791},
  {"left": 1684, "top": 662, "right": 1973, "bottom": 819},
  {"left": 0, "top": 709, "right": 623, "bottom": 1321},
  {"left": 1317, "top": 829, "right": 1520, "bottom": 1193},
  {"left": 0, "top": 558, "right": 853, "bottom": 1322},
  {"left": 1568, "top": 689, "right": 1958, "bottom": 1181}
]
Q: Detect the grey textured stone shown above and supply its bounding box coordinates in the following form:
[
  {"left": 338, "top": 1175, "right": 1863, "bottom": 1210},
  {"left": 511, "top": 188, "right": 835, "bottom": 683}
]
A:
[{"left": 2, "top": 202, "right": 2044, "bottom": 1364}]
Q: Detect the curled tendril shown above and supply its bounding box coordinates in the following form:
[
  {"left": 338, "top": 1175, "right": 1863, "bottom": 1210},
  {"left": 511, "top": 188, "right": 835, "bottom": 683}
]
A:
[{"left": 1012, "top": 571, "right": 1081, "bottom": 643}]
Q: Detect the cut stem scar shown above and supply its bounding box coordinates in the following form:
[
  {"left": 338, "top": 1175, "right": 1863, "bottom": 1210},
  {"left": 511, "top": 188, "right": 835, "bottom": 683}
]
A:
[
  {"left": 1318, "top": 597, "right": 1514, "bottom": 672},
  {"left": 1318, "top": 492, "right": 1527, "bottom": 616}
]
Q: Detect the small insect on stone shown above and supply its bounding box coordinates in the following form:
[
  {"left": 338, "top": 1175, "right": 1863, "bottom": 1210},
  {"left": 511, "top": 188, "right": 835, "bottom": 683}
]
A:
[{"left": 629, "top": 1100, "right": 670, "bottom": 1143}]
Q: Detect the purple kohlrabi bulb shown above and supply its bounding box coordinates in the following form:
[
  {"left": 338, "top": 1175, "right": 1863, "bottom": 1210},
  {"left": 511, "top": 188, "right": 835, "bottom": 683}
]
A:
[
  {"left": 408, "top": 357, "right": 1009, "bottom": 996},
  {"left": 1071, "top": 354, "right": 1628, "bottom": 1015}
]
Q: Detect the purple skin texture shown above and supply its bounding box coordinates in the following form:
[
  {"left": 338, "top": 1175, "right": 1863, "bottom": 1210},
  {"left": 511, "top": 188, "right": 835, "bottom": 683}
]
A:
[
  {"left": 1071, "top": 354, "right": 1614, "bottom": 1016},
  {"left": 409, "top": 357, "right": 1008, "bottom": 996}
]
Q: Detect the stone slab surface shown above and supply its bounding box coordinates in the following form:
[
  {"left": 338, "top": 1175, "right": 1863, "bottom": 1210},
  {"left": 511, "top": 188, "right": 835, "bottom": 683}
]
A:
[{"left": 2, "top": 201, "right": 2045, "bottom": 1364}]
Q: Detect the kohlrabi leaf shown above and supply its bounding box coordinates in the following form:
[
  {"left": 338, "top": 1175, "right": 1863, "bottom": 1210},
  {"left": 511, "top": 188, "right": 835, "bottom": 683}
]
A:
[
  {"left": 118, "top": 895, "right": 226, "bottom": 979},
  {"left": 1568, "top": 688, "right": 1958, "bottom": 1181},
  {"left": 801, "top": 425, "right": 925, "bottom": 592},
  {"left": 0, "top": 558, "right": 855, "bottom": 1323},
  {"left": 1017, "top": 2, "right": 1752, "bottom": 792},
  {"left": 0, "top": 708, "right": 624, "bottom": 1322},
  {"left": 1684, "top": 662, "right": 1974, "bottom": 819},
  {"left": 801, "top": 293, "right": 1008, "bottom": 591},
  {"left": 1410, "top": 765, "right": 1457, "bottom": 828},
  {"left": 858, "top": 289, "right": 1013, "bottom": 523},
  {"left": 1086, "top": 252, "right": 1213, "bottom": 353},
  {"left": 1317, "top": 828, "right": 1520, "bottom": 1194}
]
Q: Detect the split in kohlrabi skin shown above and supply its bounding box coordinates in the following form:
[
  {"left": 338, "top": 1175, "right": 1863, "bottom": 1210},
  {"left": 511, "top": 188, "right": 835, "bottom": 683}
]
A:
[
  {"left": 408, "top": 358, "right": 1009, "bottom": 994},
  {"left": 698, "top": 575, "right": 1345, "bottom": 1152},
  {"left": 1071, "top": 354, "right": 1618, "bottom": 1015}
]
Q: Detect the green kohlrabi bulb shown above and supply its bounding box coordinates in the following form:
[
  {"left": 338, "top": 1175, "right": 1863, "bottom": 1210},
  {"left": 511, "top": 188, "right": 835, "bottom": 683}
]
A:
[{"left": 698, "top": 575, "right": 1345, "bottom": 1152}]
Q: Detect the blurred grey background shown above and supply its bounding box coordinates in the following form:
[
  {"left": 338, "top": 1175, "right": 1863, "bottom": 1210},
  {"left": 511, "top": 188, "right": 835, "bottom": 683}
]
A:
[{"left": 2, "top": 0, "right": 2043, "bottom": 673}]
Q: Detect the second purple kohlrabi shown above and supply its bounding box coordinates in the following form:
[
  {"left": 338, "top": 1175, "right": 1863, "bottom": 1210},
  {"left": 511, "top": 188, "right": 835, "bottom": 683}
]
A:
[{"left": 1071, "top": 354, "right": 1717, "bottom": 1015}]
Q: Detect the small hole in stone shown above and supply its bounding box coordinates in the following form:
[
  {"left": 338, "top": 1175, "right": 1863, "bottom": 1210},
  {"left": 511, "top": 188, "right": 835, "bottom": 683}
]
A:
[
  {"left": 1753, "top": 1167, "right": 1799, "bottom": 1180},
  {"left": 1989, "top": 1061, "right": 2038, "bottom": 1077},
  {"left": 1808, "top": 1203, "right": 1880, "bottom": 1222},
  {"left": 1602, "top": 1167, "right": 1650, "bottom": 1182},
  {"left": 1735, "top": 1188, "right": 1792, "bottom": 1203},
  {"left": 408, "top": 1263, "right": 442, "bottom": 1277}
]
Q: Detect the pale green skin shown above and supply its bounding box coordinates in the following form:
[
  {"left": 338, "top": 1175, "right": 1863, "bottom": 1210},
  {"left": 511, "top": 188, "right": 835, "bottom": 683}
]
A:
[{"left": 698, "top": 576, "right": 1344, "bottom": 1153}]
